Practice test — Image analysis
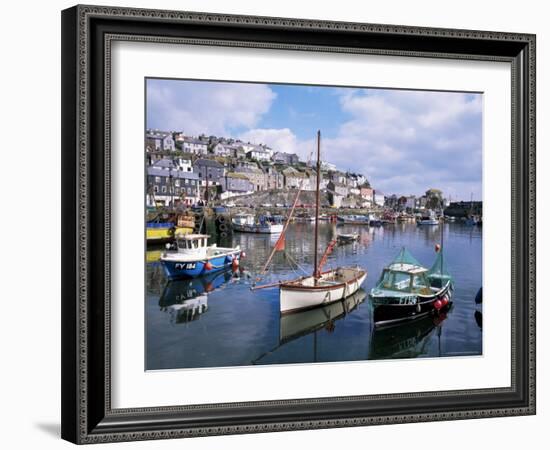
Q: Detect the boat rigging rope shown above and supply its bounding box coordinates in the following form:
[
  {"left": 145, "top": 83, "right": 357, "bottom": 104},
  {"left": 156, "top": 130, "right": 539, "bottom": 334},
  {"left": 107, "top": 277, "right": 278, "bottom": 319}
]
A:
[{"left": 284, "top": 251, "right": 309, "bottom": 275}]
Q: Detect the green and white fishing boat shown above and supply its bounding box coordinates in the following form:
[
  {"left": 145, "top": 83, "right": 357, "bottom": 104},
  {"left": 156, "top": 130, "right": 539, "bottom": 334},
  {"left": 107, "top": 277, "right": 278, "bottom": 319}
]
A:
[{"left": 369, "top": 247, "right": 453, "bottom": 327}]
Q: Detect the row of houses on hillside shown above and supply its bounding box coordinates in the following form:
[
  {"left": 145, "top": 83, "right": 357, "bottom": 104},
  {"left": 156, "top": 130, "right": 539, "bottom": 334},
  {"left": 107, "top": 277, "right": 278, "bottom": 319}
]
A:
[
  {"left": 146, "top": 153, "right": 376, "bottom": 207},
  {"left": 146, "top": 130, "right": 300, "bottom": 165},
  {"left": 384, "top": 194, "right": 450, "bottom": 211}
]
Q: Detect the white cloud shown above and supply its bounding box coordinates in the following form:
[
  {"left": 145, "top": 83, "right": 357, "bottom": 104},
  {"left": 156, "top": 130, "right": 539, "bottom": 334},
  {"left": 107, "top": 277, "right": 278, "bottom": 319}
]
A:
[
  {"left": 238, "top": 128, "right": 317, "bottom": 160},
  {"left": 147, "top": 80, "right": 276, "bottom": 135},
  {"left": 317, "top": 89, "right": 483, "bottom": 199}
]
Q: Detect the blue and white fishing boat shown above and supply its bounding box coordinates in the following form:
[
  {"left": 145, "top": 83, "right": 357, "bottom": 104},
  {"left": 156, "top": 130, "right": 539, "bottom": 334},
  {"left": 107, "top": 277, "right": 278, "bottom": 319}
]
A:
[{"left": 160, "top": 234, "right": 242, "bottom": 279}]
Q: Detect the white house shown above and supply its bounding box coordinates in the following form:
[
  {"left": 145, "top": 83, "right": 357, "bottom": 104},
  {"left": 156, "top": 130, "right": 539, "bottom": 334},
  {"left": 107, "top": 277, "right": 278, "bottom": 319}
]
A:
[
  {"left": 181, "top": 138, "right": 208, "bottom": 155},
  {"left": 213, "top": 143, "right": 234, "bottom": 157},
  {"left": 146, "top": 131, "right": 175, "bottom": 151},
  {"left": 246, "top": 148, "right": 271, "bottom": 161},
  {"left": 374, "top": 190, "right": 385, "bottom": 207}
]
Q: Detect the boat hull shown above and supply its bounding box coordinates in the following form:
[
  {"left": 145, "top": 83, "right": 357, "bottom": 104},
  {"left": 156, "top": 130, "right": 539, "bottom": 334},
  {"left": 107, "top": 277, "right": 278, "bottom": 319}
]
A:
[
  {"left": 161, "top": 250, "right": 241, "bottom": 279},
  {"left": 146, "top": 227, "right": 173, "bottom": 243},
  {"left": 232, "top": 223, "right": 283, "bottom": 234},
  {"left": 280, "top": 268, "right": 367, "bottom": 314},
  {"left": 371, "top": 283, "right": 452, "bottom": 327}
]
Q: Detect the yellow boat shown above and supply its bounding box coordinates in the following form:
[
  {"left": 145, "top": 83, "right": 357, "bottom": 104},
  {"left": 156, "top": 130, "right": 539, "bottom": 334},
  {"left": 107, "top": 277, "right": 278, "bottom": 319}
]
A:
[{"left": 146, "top": 224, "right": 174, "bottom": 243}]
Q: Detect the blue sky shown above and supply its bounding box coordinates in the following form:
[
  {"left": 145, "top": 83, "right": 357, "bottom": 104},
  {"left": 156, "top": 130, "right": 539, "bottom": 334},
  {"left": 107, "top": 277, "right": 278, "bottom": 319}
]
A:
[{"left": 147, "top": 78, "right": 482, "bottom": 201}]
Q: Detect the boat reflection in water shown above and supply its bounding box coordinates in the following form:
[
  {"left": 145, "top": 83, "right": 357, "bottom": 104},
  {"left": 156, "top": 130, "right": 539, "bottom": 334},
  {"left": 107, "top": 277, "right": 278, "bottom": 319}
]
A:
[
  {"left": 253, "top": 289, "right": 367, "bottom": 364},
  {"left": 159, "top": 269, "right": 234, "bottom": 324},
  {"left": 280, "top": 289, "right": 367, "bottom": 344},
  {"left": 368, "top": 305, "right": 452, "bottom": 359}
]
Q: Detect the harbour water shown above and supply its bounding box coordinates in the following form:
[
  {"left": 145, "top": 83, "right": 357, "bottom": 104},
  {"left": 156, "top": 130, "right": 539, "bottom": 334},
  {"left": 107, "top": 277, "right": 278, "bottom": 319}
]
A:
[{"left": 146, "top": 222, "right": 482, "bottom": 370}]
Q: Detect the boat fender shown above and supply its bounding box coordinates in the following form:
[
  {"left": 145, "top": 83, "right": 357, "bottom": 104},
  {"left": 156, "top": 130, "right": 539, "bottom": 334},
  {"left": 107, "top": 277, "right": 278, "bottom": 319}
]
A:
[
  {"left": 240, "top": 251, "right": 246, "bottom": 258},
  {"left": 204, "top": 261, "right": 213, "bottom": 271},
  {"left": 435, "top": 244, "right": 441, "bottom": 252},
  {"left": 433, "top": 299, "right": 443, "bottom": 311},
  {"left": 416, "top": 304, "right": 421, "bottom": 313},
  {"left": 232, "top": 258, "right": 239, "bottom": 269},
  {"left": 219, "top": 223, "right": 228, "bottom": 232}
]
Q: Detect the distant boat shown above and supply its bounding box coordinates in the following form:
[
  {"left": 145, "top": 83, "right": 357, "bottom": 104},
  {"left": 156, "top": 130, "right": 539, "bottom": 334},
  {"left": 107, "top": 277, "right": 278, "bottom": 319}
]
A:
[
  {"left": 294, "top": 214, "right": 316, "bottom": 223},
  {"left": 369, "top": 247, "right": 453, "bottom": 327},
  {"left": 337, "top": 214, "right": 369, "bottom": 225},
  {"left": 337, "top": 233, "right": 359, "bottom": 245},
  {"left": 367, "top": 213, "right": 382, "bottom": 226},
  {"left": 417, "top": 210, "right": 439, "bottom": 225},
  {"left": 160, "top": 233, "right": 241, "bottom": 279},
  {"left": 232, "top": 213, "right": 283, "bottom": 234},
  {"left": 254, "top": 131, "right": 367, "bottom": 314}
]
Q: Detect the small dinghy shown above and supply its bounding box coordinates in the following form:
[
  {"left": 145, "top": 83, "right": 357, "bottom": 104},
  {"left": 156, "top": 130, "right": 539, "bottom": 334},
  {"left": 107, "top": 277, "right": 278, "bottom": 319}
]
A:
[{"left": 337, "top": 233, "right": 359, "bottom": 245}]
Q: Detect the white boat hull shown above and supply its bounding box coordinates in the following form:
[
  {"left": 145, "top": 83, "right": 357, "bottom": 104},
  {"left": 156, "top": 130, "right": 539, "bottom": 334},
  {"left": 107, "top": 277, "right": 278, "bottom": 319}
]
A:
[
  {"left": 279, "top": 268, "right": 367, "bottom": 314},
  {"left": 232, "top": 222, "right": 283, "bottom": 234}
]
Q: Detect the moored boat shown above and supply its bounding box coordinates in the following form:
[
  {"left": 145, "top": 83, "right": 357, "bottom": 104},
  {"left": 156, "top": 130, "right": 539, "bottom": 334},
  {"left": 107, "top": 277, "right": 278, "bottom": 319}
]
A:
[
  {"left": 232, "top": 213, "right": 283, "bottom": 234},
  {"left": 337, "top": 233, "right": 359, "bottom": 245},
  {"left": 337, "top": 214, "right": 369, "bottom": 225},
  {"left": 417, "top": 210, "right": 439, "bottom": 225},
  {"left": 146, "top": 221, "right": 174, "bottom": 243},
  {"left": 160, "top": 233, "right": 242, "bottom": 279},
  {"left": 280, "top": 267, "right": 367, "bottom": 314},
  {"left": 369, "top": 247, "right": 453, "bottom": 327},
  {"left": 254, "top": 130, "right": 367, "bottom": 314}
]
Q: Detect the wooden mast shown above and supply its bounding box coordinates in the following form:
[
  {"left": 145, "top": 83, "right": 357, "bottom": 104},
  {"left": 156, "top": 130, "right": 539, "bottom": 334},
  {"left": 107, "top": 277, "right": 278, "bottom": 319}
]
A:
[{"left": 313, "top": 130, "right": 321, "bottom": 279}]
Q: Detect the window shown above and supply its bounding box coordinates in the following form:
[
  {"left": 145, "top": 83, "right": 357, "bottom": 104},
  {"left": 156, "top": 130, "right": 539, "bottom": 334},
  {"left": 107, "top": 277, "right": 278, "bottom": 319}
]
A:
[
  {"left": 175, "top": 180, "right": 180, "bottom": 187},
  {"left": 184, "top": 179, "right": 188, "bottom": 185},
  {"left": 161, "top": 186, "right": 167, "bottom": 193},
  {"left": 153, "top": 186, "right": 159, "bottom": 193},
  {"left": 155, "top": 176, "right": 161, "bottom": 183}
]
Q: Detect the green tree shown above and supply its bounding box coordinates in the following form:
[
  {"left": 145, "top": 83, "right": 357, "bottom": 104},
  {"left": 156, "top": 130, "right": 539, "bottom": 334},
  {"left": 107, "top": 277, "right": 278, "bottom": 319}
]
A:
[{"left": 425, "top": 188, "right": 443, "bottom": 210}]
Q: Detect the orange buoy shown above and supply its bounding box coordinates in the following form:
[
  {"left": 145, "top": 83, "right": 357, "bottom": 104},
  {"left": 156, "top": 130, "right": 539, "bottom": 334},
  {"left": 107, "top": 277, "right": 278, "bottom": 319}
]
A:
[{"left": 204, "top": 261, "right": 213, "bottom": 271}]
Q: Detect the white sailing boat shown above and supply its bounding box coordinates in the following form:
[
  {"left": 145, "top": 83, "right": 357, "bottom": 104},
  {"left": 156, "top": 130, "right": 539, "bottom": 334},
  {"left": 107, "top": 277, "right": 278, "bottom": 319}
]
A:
[{"left": 254, "top": 131, "right": 367, "bottom": 314}]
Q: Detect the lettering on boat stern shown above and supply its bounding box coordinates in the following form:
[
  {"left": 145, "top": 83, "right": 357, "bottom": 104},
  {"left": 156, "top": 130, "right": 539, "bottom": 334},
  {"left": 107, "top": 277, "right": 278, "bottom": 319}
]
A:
[{"left": 175, "top": 262, "right": 197, "bottom": 270}]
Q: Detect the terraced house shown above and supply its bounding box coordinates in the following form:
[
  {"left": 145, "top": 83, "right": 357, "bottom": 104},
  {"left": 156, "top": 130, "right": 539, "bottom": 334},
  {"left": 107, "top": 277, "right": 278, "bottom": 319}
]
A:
[
  {"left": 146, "top": 166, "right": 199, "bottom": 207},
  {"left": 146, "top": 130, "right": 175, "bottom": 152}
]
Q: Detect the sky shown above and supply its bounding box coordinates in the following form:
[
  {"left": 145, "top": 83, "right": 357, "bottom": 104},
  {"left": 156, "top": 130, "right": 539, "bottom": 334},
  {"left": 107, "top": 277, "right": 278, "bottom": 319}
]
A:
[{"left": 146, "top": 78, "right": 482, "bottom": 201}]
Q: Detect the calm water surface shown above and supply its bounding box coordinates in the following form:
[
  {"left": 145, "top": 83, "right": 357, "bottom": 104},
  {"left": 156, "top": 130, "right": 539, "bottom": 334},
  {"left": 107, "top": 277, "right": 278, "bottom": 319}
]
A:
[{"left": 146, "top": 222, "right": 482, "bottom": 370}]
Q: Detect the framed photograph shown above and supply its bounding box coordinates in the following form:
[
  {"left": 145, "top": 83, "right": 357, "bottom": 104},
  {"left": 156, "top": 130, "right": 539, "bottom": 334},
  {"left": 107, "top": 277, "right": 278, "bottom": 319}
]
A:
[{"left": 61, "top": 4, "right": 536, "bottom": 444}]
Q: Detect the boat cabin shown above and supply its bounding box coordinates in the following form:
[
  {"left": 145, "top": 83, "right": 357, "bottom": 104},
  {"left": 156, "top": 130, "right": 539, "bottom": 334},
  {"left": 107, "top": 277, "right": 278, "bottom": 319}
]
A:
[
  {"left": 174, "top": 234, "right": 210, "bottom": 258},
  {"left": 377, "top": 263, "right": 433, "bottom": 295},
  {"left": 232, "top": 214, "right": 255, "bottom": 226}
]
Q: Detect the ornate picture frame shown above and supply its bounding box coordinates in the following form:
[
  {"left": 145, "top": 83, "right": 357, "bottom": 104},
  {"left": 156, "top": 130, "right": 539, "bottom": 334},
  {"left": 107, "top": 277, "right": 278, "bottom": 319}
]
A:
[{"left": 61, "top": 4, "right": 535, "bottom": 444}]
